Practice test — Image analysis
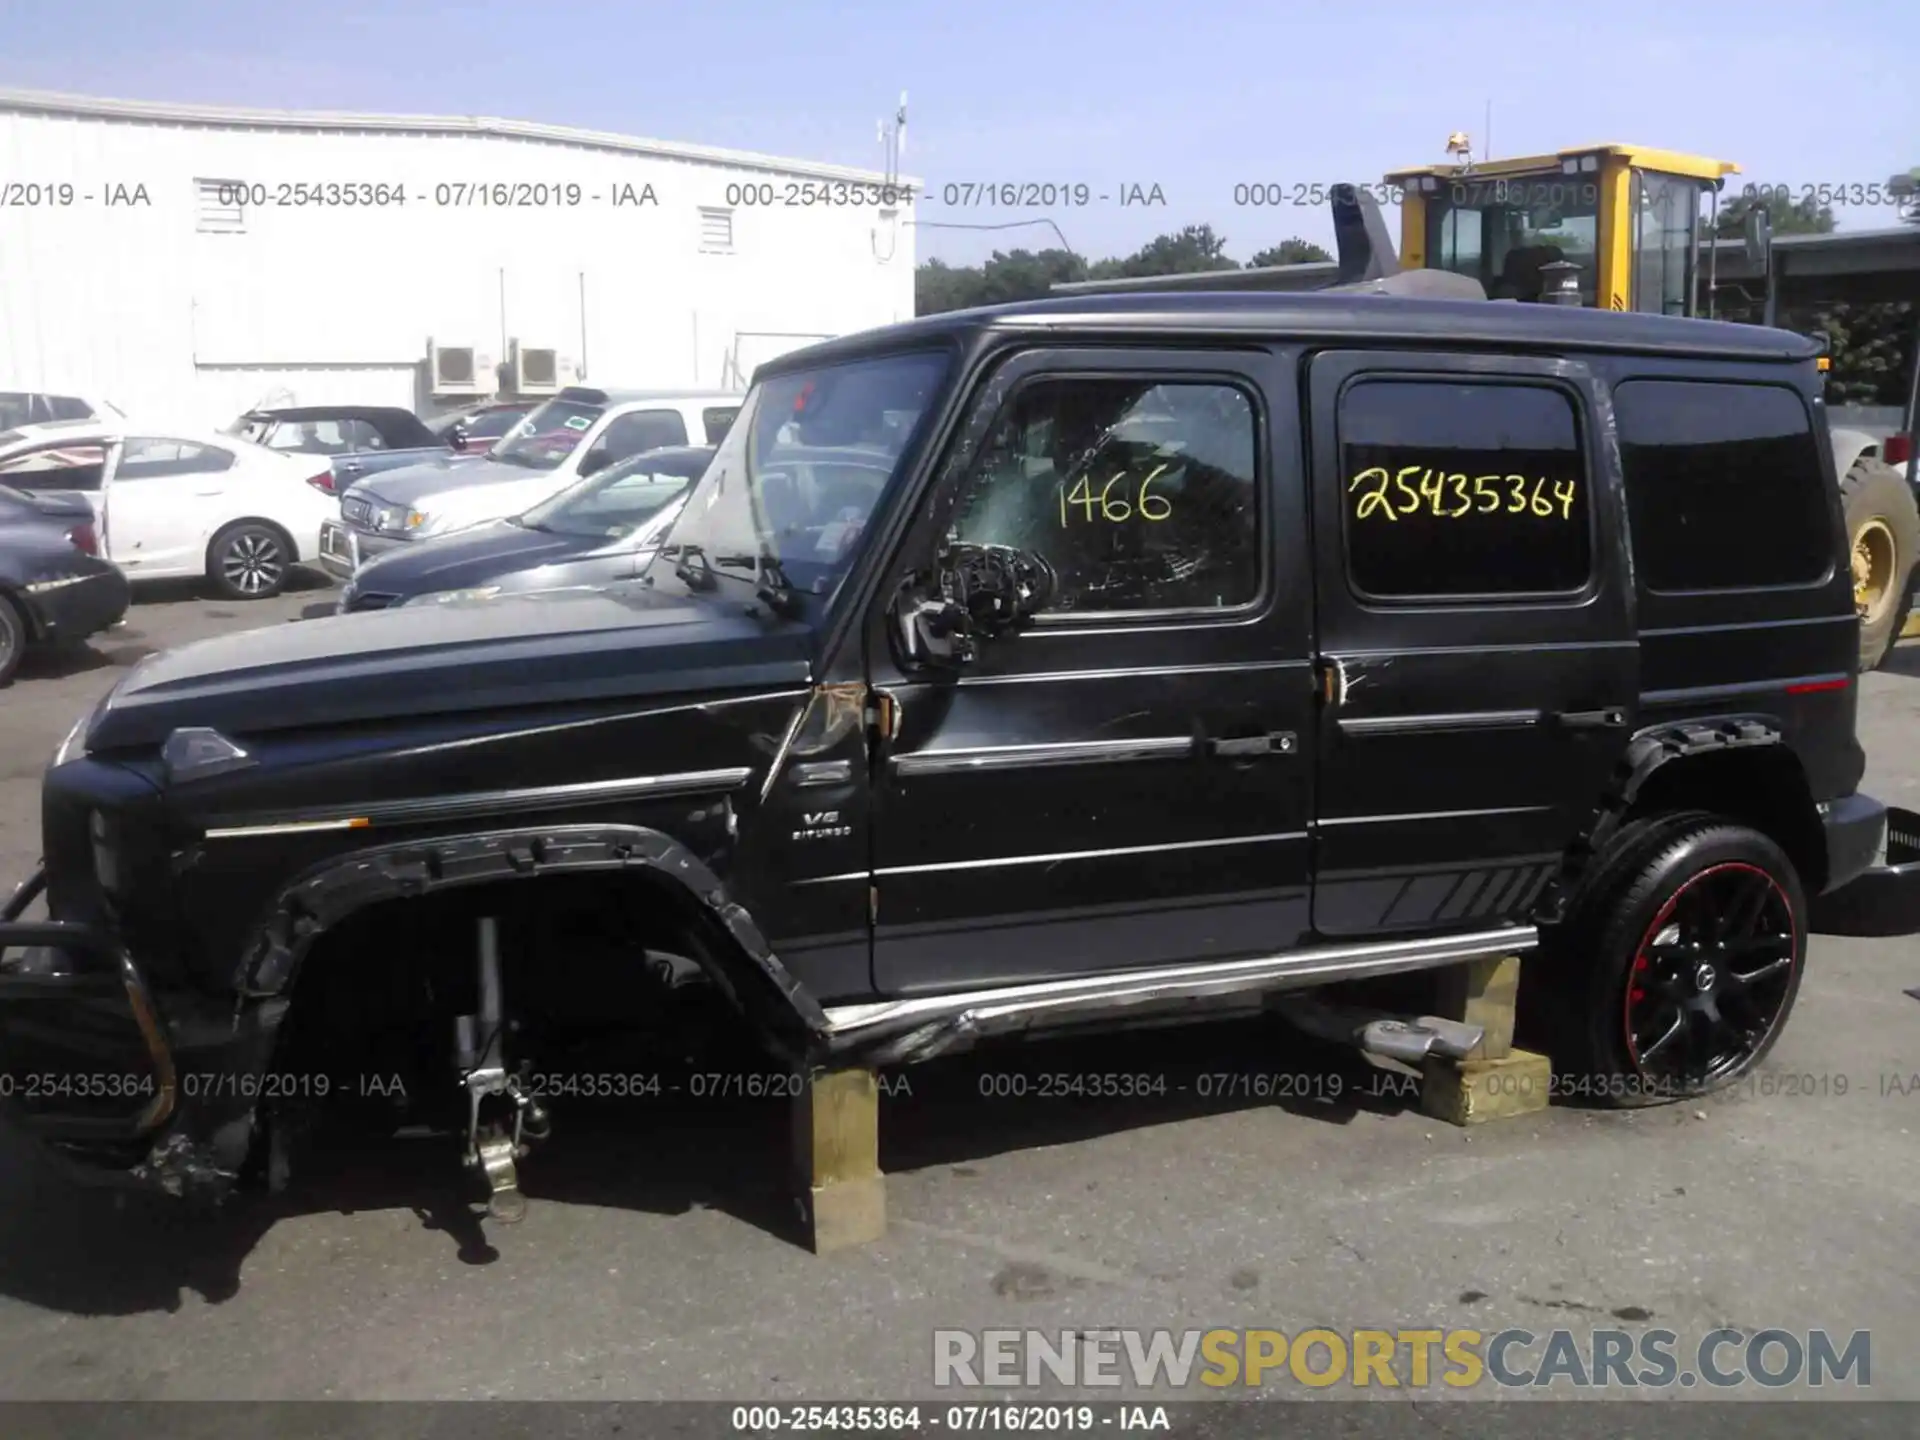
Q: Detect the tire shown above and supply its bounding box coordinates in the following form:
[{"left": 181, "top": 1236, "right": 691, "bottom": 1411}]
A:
[
  {"left": 0, "top": 593, "right": 25, "bottom": 688},
  {"left": 1540, "top": 814, "right": 1806, "bottom": 1108},
  {"left": 208, "top": 521, "right": 293, "bottom": 600},
  {"left": 1841, "top": 457, "right": 1919, "bottom": 672}
]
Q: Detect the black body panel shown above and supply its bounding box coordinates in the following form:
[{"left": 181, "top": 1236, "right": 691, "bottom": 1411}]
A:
[{"left": 2, "top": 288, "right": 1906, "bottom": 1192}]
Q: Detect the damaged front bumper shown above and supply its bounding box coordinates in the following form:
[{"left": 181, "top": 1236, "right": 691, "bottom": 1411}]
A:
[{"left": 0, "top": 866, "right": 265, "bottom": 1199}]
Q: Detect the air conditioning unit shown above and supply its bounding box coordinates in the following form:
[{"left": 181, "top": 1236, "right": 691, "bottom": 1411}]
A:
[
  {"left": 509, "top": 340, "right": 568, "bottom": 395},
  {"left": 428, "top": 340, "right": 496, "bottom": 397}
]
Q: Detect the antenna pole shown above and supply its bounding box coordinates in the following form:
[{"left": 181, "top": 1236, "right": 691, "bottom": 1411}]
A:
[{"left": 1485, "top": 100, "right": 1493, "bottom": 163}]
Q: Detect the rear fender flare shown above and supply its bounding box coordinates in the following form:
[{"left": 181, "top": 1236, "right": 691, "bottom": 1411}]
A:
[
  {"left": 1535, "top": 717, "right": 1789, "bottom": 924},
  {"left": 233, "top": 823, "right": 829, "bottom": 1060}
]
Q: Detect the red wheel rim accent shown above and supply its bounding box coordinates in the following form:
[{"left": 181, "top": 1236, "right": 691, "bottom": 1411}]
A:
[{"left": 1622, "top": 861, "right": 1798, "bottom": 1094}]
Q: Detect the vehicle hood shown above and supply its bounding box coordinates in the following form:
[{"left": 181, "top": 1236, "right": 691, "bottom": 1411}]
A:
[
  {"left": 412, "top": 474, "right": 570, "bottom": 533},
  {"left": 350, "top": 456, "right": 534, "bottom": 505},
  {"left": 85, "top": 584, "right": 812, "bottom": 752},
  {"left": 350, "top": 519, "right": 604, "bottom": 591}
]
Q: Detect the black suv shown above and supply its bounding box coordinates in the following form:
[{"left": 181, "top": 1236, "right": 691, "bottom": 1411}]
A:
[{"left": 4, "top": 281, "right": 1918, "bottom": 1205}]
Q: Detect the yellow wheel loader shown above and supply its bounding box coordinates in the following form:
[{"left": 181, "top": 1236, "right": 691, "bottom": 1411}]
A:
[{"left": 1382, "top": 142, "right": 1920, "bottom": 671}]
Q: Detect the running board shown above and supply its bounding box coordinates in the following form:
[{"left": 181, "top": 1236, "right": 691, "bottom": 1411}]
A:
[{"left": 823, "top": 925, "right": 1537, "bottom": 1067}]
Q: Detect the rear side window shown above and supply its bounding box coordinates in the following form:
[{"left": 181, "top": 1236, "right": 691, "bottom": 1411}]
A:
[
  {"left": 1338, "top": 378, "right": 1591, "bottom": 599},
  {"left": 1614, "top": 380, "right": 1832, "bottom": 591}
]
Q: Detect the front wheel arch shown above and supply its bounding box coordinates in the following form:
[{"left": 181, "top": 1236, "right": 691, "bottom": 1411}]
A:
[{"left": 230, "top": 823, "right": 829, "bottom": 1062}]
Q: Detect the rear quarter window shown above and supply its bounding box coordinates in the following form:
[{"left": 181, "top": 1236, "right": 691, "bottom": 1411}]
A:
[{"left": 1614, "top": 379, "right": 1833, "bottom": 592}]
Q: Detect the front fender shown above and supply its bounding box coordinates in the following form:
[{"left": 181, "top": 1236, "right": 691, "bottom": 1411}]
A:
[
  {"left": 1830, "top": 426, "right": 1884, "bottom": 480},
  {"left": 235, "top": 822, "right": 830, "bottom": 1061}
]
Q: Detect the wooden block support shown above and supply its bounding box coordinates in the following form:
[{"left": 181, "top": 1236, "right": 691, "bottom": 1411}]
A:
[
  {"left": 1422, "top": 953, "right": 1549, "bottom": 1125},
  {"left": 1433, "top": 953, "right": 1521, "bottom": 1062},
  {"left": 790, "top": 1066, "right": 886, "bottom": 1253},
  {"left": 1421, "top": 1048, "right": 1552, "bottom": 1126}
]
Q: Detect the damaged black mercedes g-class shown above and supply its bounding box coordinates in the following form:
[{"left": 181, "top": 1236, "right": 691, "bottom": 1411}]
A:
[{"left": 5, "top": 198, "right": 1920, "bottom": 1216}]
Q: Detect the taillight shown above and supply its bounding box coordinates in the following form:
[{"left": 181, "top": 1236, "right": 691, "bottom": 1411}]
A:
[
  {"left": 307, "top": 469, "right": 336, "bottom": 494},
  {"left": 66, "top": 520, "right": 98, "bottom": 556},
  {"left": 1884, "top": 434, "right": 1912, "bottom": 467}
]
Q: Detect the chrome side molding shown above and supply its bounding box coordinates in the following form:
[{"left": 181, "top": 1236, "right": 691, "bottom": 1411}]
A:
[{"left": 822, "top": 924, "right": 1537, "bottom": 1066}]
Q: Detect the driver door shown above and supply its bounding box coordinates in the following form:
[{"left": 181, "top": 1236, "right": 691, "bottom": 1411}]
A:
[{"left": 863, "top": 347, "right": 1317, "bottom": 995}]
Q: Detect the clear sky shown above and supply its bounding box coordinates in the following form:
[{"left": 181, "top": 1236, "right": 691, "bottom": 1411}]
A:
[{"left": 2, "top": 0, "right": 1914, "bottom": 267}]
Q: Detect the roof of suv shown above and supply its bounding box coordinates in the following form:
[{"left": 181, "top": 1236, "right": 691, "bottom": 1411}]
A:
[
  {"left": 763, "top": 291, "right": 1822, "bottom": 377},
  {"left": 245, "top": 405, "right": 424, "bottom": 424},
  {"left": 558, "top": 387, "right": 744, "bottom": 406}
]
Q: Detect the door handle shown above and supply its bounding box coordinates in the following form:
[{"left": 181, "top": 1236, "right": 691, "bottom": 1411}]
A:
[
  {"left": 1208, "top": 731, "right": 1298, "bottom": 759},
  {"left": 1550, "top": 708, "right": 1627, "bottom": 730}
]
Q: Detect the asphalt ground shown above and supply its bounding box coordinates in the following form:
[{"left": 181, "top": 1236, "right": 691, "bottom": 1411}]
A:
[{"left": 0, "top": 569, "right": 1913, "bottom": 1421}]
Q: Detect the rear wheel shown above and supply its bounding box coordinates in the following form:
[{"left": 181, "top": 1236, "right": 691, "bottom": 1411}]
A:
[
  {"left": 209, "top": 522, "right": 292, "bottom": 600},
  {"left": 1841, "top": 457, "right": 1919, "bottom": 671},
  {"left": 0, "top": 593, "right": 25, "bottom": 687},
  {"left": 1543, "top": 816, "right": 1806, "bottom": 1107}
]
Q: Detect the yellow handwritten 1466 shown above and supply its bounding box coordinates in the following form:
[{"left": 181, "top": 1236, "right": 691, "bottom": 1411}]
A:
[
  {"left": 1348, "top": 465, "right": 1576, "bottom": 521},
  {"left": 1058, "top": 463, "right": 1175, "bottom": 526}
]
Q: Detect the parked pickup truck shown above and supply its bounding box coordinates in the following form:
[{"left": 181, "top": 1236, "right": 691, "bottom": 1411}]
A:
[
  {"left": 222, "top": 405, "right": 476, "bottom": 496},
  {"left": 318, "top": 387, "right": 740, "bottom": 579}
]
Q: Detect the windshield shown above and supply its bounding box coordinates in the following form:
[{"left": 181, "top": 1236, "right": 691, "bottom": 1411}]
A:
[
  {"left": 1427, "top": 175, "right": 1602, "bottom": 303},
  {"left": 488, "top": 397, "right": 607, "bottom": 469},
  {"left": 521, "top": 447, "right": 714, "bottom": 538},
  {"left": 654, "top": 349, "right": 950, "bottom": 601}
]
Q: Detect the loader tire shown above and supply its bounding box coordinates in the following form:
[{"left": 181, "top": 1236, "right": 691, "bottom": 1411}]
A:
[{"left": 1841, "top": 457, "right": 1919, "bottom": 672}]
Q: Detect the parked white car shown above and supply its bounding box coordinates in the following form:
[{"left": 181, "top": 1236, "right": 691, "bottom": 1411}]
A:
[
  {"left": 0, "top": 388, "right": 127, "bottom": 429},
  {"left": 0, "top": 419, "right": 338, "bottom": 599}
]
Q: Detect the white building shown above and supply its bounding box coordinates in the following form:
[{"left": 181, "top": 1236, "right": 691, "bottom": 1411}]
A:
[{"left": 0, "top": 89, "right": 918, "bottom": 427}]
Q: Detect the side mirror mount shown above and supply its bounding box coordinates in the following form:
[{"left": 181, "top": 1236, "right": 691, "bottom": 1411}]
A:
[
  {"left": 892, "top": 542, "right": 1056, "bottom": 669},
  {"left": 1744, "top": 204, "right": 1773, "bottom": 273}
]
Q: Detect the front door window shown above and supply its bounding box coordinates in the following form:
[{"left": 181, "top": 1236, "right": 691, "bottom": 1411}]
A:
[{"left": 948, "top": 378, "right": 1260, "bottom": 614}]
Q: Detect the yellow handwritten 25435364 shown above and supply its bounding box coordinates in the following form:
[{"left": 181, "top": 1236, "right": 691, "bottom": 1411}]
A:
[
  {"left": 1349, "top": 466, "right": 1577, "bottom": 522},
  {"left": 1058, "top": 464, "right": 1175, "bottom": 526}
]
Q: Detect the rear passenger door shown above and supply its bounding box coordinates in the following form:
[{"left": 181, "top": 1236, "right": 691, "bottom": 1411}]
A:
[
  {"left": 1306, "top": 352, "right": 1639, "bottom": 937},
  {"left": 104, "top": 438, "right": 239, "bottom": 574}
]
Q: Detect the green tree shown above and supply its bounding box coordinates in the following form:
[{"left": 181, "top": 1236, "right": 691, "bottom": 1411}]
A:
[
  {"left": 1247, "top": 238, "right": 1333, "bottom": 268},
  {"left": 1713, "top": 191, "right": 1835, "bottom": 238},
  {"left": 1804, "top": 300, "right": 1916, "bottom": 406},
  {"left": 1094, "top": 224, "right": 1239, "bottom": 280},
  {"left": 915, "top": 248, "right": 1091, "bottom": 316},
  {"left": 1892, "top": 167, "right": 1920, "bottom": 224}
]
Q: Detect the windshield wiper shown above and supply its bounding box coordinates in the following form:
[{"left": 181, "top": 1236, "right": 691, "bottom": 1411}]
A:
[
  {"left": 660, "top": 541, "right": 718, "bottom": 591},
  {"left": 714, "top": 550, "right": 805, "bottom": 619}
]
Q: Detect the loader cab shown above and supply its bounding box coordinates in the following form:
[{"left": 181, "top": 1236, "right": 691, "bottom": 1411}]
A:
[{"left": 1387, "top": 144, "right": 1739, "bottom": 316}]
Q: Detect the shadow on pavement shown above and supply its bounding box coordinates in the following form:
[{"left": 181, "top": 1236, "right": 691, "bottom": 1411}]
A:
[{"left": 0, "top": 1011, "right": 1433, "bottom": 1317}]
